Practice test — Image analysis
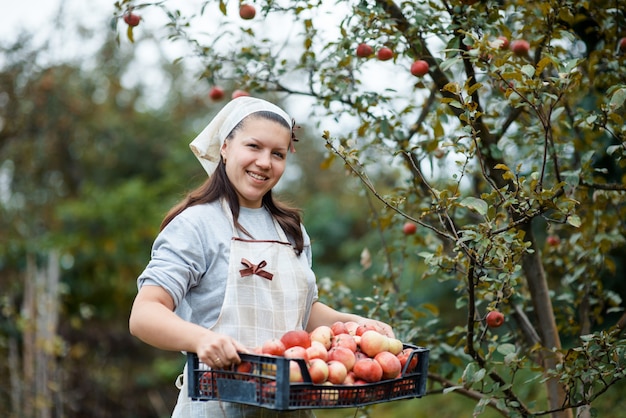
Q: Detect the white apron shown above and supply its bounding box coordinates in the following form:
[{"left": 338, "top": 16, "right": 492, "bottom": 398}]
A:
[{"left": 172, "top": 205, "right": 315, "bottom": 418}]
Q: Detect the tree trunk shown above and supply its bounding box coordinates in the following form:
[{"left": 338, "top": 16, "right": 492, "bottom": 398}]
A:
[
  {"left": 22, "top": 255, "right": 36, "bottom": 418},
  {"left": 19, "top": 252, "right": 61, "bottom": 418},
  {"left": 8, "top": 337, "right": 21, "bottom": 418},
  {"left": 520, "top": 226, "right": 572, "bottom": 418}
]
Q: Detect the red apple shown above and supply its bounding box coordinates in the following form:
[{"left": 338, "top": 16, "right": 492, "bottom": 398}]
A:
[
  {"left": 261, "top": 381, "right": 276, "bottom": 400},
  {"left": 320, "top": 382, "right": 339, "bottom": 405},
  {"left": 332, "top": 333, "right": 357, "bottom": 353},
  {"left": 260, "top": 362, "right": 278, "bottom": 376},
  {"left": 355, "top": 323, "right": 378, "bottom": 337},
  {"left": 208, "top": 86, "right": 225, "bottom": 101},
  {"left": 360, "top": 330, "right": 390, "bottom": 357},
  {"left": 281, "top": 329, "right": 311, "bottom": 349},
  {"left": 397, "top": 348, "right": 419, "bottom": 373},
  {"left": 199, "top": 371, "right": 217, "bottom": 396},
  {"left": 310, "top": 325, "right": 334, "bottom": 350},
  {"left": 486, "top": 310, "right": 505, "bottom": 328},
  {"left": 377, "top": 47, "right": 394, "bottom": 61},
  {"left": 327, "top": 346, "right": 356, "bottom": 372},
  {"left": 289, "top": 360, "right": 304, "bottom": 382},
  {"left": 239, "top": 4, "right": 256, "bottom": 20},
  {"left": 353, "top": 358, "right": 383, "bottom": 383},
  {"left": 284, "top": 346, "right": 309, "bottom": 361},
  {"left": 356, "top": 43, "right": 374, "bottom": 58},
  {"left": 403, "top": 222, "right": 417, "bottom": 235},
  {"left": 546, "top": 235, "right": 560, "bottom": 246},
  {"left": 326, "top": 360, "right": 348, "bottom": 384},
  {"left": 620, "top": 38, "right": 626, "bottom": 52},
  {"left": 331, "top": 321, "right": 349, "bottom": 336},
  {"left": 410, "top": 60, "right": 429, "bottom": 77},
  {"left": 123, "top": 12, "right": 141, "bottom": 27},
  {"left": 231, "top": 89, "right": 250, "bottom": 99},
  {"left": 497, "top": 36, "right": 509, "bottom": 49},
  {"left": 344, "top": 371, "right": 357, "bottom": 385},
  {"left": 344, "top": 321, "right": 360, "bottom": 336},
  {"left": 374, "top": 351, "right": 402, "bottom": 380},
  {"left": 261, "top": 338, "right": 286, "bottom": 356},
  {"left": 387, "top": 338, "right": 404, "bottom": 355},
  {"left": 306, "top": 340, "right": 329, "bottom": 362},
  {"left": 237, "top": 361, "right": 253, "bottom": 374},
  {"left": 510, "top": 40, "right": 530, "bottom": 56},
  {"left": 307, "top": 358, "right": 329, "bottom": 384}
]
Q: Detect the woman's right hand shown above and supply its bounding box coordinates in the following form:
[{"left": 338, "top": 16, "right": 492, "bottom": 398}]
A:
[
  {"left": 195, "top": 330, "right": 250, "bottom": 369},
  {"left": 130, "top": 285, "right": 249, "bottom": 367}
]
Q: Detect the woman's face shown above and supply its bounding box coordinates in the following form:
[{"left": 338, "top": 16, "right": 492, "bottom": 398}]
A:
[{"left": 221, "top": 116, "right": 291, "bottom": 208}]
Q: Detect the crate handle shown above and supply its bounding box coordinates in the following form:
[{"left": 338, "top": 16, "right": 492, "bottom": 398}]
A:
[{"left": 400, "top": 344, "right": 423, "bottom": 377}]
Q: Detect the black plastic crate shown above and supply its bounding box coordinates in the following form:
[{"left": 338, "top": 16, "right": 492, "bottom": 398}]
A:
[{"left": 187, "top": 344, "right": 428, "bottom": 410}]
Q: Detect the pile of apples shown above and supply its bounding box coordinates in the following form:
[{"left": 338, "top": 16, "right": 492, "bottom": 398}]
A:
[{"left": 254, "top": 321, "right": 419, "bottom": 386}]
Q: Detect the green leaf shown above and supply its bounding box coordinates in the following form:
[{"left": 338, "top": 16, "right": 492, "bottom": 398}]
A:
[
  {"left": 609, "top": 88, "right": 626, "bottom": 110},
  {"left": 462, "top": 362, "right": 478, "bottom": 383},
  {"left": 474, "top": 368, "right": 486, "bottom": 383},
  {"left": 497, "top": 343, "right": 517, "bottom": 355},
  {"left": 522, "top": 64, "right": 535, "bottom": 78},
  {"left": 443, "top": 385, "right": 463, "bottom": 394},
  {"left": 460, "top": 197, "right": 489, "bottom": 215},
  {"left": 504, "top": 352, "right": 518, "bottom": 365},
  {"left": 567, "top": 215, "right": 582, "bottom": 228},
  {"left": 562, "top": 58, "right": 581, "bottom": 73},
  {"left": 586, "top": 114, "right": 598, "bottom": 125},
  {"left": 440, "top": 56, "right": 462, "bottom": 72}
]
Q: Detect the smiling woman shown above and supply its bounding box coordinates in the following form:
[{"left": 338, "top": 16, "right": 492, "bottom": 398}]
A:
[{"left": 128, "top": 96, "right": 395, "bottom": 417}]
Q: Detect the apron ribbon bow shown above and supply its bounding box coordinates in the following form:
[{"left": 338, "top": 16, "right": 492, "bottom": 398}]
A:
[{"left": 239, "top": 258, "right": 273, "bottom": 281}]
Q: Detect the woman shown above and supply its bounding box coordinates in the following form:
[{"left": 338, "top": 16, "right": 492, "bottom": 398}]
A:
[{"left": 129, "top": 96, "right": 393, "bottom": 417}]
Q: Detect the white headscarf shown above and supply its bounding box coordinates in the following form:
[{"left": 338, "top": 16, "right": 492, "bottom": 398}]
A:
[{"left": 189, "top": 96, "right": 292, "bottom": 176}]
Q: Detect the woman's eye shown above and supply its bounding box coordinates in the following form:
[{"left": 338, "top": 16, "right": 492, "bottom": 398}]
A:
[{"left": 273, "top": 152, "right": 285, "bottom": 159}]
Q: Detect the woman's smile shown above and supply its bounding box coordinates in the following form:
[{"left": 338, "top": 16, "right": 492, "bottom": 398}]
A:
[{"left": 247, "top": 170, "right": 269, "bottom": 181}]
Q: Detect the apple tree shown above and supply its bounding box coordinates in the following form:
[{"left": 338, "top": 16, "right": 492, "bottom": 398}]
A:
[{"left": 112, "top": 0, "right": 626, "bottom": 417}]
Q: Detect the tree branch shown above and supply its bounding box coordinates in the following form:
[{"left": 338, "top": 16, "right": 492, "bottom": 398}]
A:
[{"left": 427, "top": 373, "right": 511, "bottom": 417}]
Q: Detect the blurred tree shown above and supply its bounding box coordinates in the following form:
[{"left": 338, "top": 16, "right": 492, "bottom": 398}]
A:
[
  {"left": 0, "top": 19, "right": 374, "bottom": 418},
  {"left": 109, "top": 0, "right": 626, "bottom": 417},
  {"left": 0, "top": 29, "right": 211, "bottom": 417}
]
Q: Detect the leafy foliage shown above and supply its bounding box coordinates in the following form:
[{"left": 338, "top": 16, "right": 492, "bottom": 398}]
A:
[
  {"left": 0, "top": 31, "right": 207, "bottom": 417},
  {"left": 110, "top": 0, "right": 626, "bottom": 416},
  {"left": 2, "top": 0, "right": 626, "bottom": 416}
]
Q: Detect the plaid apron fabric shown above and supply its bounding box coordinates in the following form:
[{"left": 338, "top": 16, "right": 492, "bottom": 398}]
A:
[{"left": 172, "top": 206, "right": 314, "bottom": 417}]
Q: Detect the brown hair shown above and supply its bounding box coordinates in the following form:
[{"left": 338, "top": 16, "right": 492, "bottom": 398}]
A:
[{"left": 160, "top": 111, "right": 304, "bottom": 255}]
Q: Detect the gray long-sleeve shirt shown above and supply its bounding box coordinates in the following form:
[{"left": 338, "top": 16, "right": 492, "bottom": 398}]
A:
[{"left": 137, "top": 201, "right": 318, "bottom": 330}]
